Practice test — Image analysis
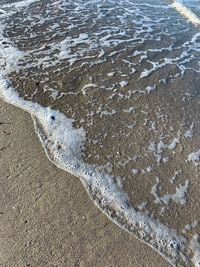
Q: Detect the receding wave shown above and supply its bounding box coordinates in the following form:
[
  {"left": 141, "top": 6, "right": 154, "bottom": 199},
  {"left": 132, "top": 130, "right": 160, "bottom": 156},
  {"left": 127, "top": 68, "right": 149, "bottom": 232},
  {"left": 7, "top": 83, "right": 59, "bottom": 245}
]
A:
[{"left": 0, "top": 0, "right": 200, "bottom": 266}]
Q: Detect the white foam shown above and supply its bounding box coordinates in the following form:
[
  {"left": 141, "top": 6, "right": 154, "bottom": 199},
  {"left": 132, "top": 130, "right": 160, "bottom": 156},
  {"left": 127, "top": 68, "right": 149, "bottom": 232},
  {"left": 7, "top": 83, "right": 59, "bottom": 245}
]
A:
[
  {"left": 172, "top": 1, "right": 200, "bottom": 26},
  {"left": 138, "top": 201, "right": 147, "bottom": 211},
  {"left": 0, "top": 44, "right": 26, "bottom": 75},
  {"left": 190, "top": 235, "right": 200, "bottom": 267},
  {"left": 132, "top": 168, "right": 139, "bottom": 175},
  {"left": 188, "top": 149, "right": 200, "bottom": 163},
  {"left": 43, "top": 86, "right": 66, "bottom": 101},
  {"left": 185, "top": 122, "right": 194, "bottom": 139},
  {"left": 146, "top": 166, "right": 153, "bottom": 173},
  {"left": 152, "top": 179, "right": 189, "bottom": 206},
  {"left": 107, "top": 71, "right": 115, "bottom": 77},
  {"left": 0, "top": 1, "right": 199, "bottom": 266},
  {"left": 0, "top": 76, "right": 194, "bottom": 267},
  {"left": 0, "top": 77, "right": 85, "bottom": 161},
  {"left": 146, "top": 85, "right": 156, "bottom": 94},
  {"left": 119, "top": 80, "right": 129, "bottom": 88},
  {"left": 170, "top": 170, "right": 179, "bottom": 184},
  {"left": 2, "top": 0, "right": 39, "bottom": 9},
  {"left": 81, "top": 83, "right": 98, "bottom": 95},
  {"left": 168, "top": 138, "right": 179, "bottom": 150}
]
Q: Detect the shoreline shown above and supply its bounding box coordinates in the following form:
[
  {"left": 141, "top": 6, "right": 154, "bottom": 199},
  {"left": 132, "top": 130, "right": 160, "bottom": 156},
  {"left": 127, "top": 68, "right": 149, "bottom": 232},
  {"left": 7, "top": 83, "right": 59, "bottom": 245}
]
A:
[{"left": 0, "top": 99, "right": 170, "bottom": 266}]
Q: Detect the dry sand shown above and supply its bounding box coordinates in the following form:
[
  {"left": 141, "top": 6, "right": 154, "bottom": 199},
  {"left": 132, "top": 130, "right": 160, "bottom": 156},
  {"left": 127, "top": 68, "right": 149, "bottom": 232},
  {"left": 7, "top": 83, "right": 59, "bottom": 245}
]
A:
[{"left": 0, "top": 99, "right": 170, "bottom": 267}]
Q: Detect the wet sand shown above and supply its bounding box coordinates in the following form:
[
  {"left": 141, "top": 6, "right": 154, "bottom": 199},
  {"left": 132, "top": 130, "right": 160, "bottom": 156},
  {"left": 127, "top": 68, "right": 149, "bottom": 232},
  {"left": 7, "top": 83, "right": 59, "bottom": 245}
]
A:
[
  {"left": 0, "top": 0, "right": 200, "bottom": 266},
  {"left": 0, "top": 99, "right": 171, "bottom": 266}
]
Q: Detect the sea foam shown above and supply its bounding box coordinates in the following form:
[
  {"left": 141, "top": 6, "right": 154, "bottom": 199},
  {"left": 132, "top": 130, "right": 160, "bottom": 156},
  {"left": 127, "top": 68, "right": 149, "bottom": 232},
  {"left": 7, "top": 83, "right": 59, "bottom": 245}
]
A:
[
  {"left": 172, "top": 1, "right": 200, "bottom": 26},
  {"left": 0, "top": 0, "right": 200, "bottom": 266},
  {"left": 0, "top": 74, "right": 192, "bottom": 267}
]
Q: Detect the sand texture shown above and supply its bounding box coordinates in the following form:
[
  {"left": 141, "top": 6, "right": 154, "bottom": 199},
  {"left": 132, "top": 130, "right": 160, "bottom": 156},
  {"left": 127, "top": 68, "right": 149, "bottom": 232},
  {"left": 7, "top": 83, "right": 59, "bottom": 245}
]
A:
[{"left": 0, "top": 100, "right": 171, "bottom": 266}]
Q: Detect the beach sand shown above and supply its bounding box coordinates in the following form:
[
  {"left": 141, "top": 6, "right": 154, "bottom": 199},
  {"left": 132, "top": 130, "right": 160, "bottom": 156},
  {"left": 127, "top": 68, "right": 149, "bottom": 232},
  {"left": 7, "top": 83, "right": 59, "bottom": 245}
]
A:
[{"left": 0, "top": 99, "right": 171, "bottom": 266}]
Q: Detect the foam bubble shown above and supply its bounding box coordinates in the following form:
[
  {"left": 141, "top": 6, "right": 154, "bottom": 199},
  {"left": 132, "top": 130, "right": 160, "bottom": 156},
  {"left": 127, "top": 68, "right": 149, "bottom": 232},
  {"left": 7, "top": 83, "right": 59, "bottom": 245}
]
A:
[
  {"left": 0, "top": 1, "right": 199, "bottom": 266},
  {"left": 0, "top": 76, "right": 194, "bottom": 267},
  {"left": 190, "top": 235, "right": 200, "bottom": 267},
  {"left": 188, "top": 149, "right": 200, "bottom": 163}
]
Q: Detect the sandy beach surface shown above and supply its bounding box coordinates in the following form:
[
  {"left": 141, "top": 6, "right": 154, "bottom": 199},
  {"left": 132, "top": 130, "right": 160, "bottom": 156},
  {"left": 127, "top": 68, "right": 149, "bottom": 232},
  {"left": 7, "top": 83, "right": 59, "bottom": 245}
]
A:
[{"left": 0, "top": 99, "right": 171, "bottom": 267}]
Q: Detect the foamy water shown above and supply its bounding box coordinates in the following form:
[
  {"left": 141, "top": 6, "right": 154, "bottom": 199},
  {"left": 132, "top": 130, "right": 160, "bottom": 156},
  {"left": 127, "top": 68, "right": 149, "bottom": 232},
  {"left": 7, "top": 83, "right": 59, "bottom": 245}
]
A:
[
  {"left": 172, "top": 1, "right": 200, "bottom": 25},
  {"left": 1, "top": 0, "right": 200, "bottom": 266}
]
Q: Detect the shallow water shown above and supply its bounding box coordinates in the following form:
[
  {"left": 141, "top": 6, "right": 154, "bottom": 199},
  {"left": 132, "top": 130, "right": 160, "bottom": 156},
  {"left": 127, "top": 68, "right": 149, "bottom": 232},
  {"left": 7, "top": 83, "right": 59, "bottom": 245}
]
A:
[{"left": 1, "top": 0, "right": 200, "bottom": 266}]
